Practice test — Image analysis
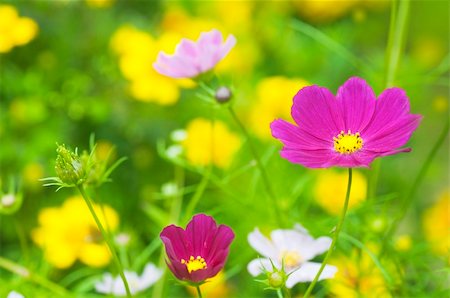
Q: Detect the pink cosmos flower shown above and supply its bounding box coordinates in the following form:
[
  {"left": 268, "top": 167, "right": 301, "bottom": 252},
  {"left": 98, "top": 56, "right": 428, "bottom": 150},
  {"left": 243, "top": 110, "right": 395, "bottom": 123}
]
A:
[
  {"left": 160, "top": 214, "right": 235, "bottom": 284},
  {"left": 270, "top": 77, "right": 422, "bottom": 168},
  {"left": 153, "top": 29, "right": 236, "bottom": 79}
]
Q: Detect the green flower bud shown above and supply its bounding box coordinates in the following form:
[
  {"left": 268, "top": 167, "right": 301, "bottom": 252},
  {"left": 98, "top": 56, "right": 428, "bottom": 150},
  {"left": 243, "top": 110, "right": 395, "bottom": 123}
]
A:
[
  {"left": 55, "top": 145, "right": 85, "bottom": 185},
  {"left": 0, "top": 193, "right": 23, "bottom": 215},
  {"left": 268, "top": 271, "right": 285, "bottom": 288}
]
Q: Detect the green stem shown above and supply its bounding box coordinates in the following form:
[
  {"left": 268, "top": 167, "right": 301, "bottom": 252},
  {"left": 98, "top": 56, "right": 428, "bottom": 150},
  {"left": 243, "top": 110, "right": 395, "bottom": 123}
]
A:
[
  {"left": 14, "top": 215, "right": 29, "bottom": 263},
  {"left": 303, "top": 168, "right": 353, "bottom": 298},
  {"left": 370, "top": 0, "right": 410, "bottom": 198},
  {"left": 182, "top": 167, "right": 211, "bottom": 223},
  {"left": 385, "top": 0, "right": 410, "bottom": 88},
  {"left": 277, "top": 288, "right": 284, "bottom": 298},
  {"left": 77, "top": 185, "right": 132, "bottom": 298},
  {"left": 196, "top": 285, "right": 203, "bottom": 298},
  {"left": 228, "top": 106, "right": 284, "bottom": 227},
  {"left": 0, "top": 256, "right": 70, "bottom": 296}
]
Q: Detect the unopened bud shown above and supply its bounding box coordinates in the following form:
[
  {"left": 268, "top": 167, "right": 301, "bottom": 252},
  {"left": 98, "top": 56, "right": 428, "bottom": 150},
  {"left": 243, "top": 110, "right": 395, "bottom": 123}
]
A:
[
  {"left": 55, "top": 145, "right": 85, "bottom": 185},
  {"left": 268, "top": 271, "right": 284, "bottom": 288},
  {"left": 1, "top": 194, "right": 15, "bottom": 207},
  {"left": 215, "top": 86, "right": 232, "bottom": 103}
]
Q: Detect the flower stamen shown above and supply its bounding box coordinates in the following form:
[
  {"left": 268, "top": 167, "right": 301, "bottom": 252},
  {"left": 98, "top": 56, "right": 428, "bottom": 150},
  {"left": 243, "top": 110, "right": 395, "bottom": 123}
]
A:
[
  {"left": 181, "top": 255, "right": 207, "bottom": 273},
  {"left": 333, "top": 130, "right": 363, "bottom": 154}
]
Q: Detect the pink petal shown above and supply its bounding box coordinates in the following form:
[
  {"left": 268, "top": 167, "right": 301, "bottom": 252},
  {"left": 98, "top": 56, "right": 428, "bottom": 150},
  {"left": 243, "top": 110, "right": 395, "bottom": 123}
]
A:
[
  {"left": 186, "top": 214, "right": 218, "bottom": 257},
  {"left": 175, "top": 38, "right": 199, "bottom": 59},
  {"left": 336, "top": 77, "right": 376, "bottom": 133},
  {"left": 362, "top": 87, "right": 413, "bottom": 136},
  {"left": 291, "top": 85, "right": 344, "bottom": 141},
  {"left": 271, "top": 119, "right": 331, "bottom": 150},
  {"left": 160, "top": 225, "right": 190, "bottom": 260},
  {"left": 280, "top": 148, "right": 338, "bottom": 168}
]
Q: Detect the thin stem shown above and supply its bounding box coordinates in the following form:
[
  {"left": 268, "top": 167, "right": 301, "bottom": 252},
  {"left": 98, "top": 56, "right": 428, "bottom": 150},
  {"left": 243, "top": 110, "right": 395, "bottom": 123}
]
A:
[
  {"left": 0, "top": 256, "right": 70, "bottom": 296},
  {"left": 277, "top": 288, "right": 284, "bottom": 298},
  {"left": 196, "top": 285, "right": 203, "bottom": 298},
  {"left": 303, "top": 168, "right": 353, "bottom": 298},
  {"left": 182, "top": 167, "right": 211, "bottom": 224},
  {"left": 228, "top": 106, "right": 284, "bottom": 227},
  {"left": 14, "top": 215, "right": 29, "bottom": 263},
  {"left": 77, "top": 185, "right": 132, "bottom": 298},
  {"left": 370, "top": 0, "right": 410, "bottom": 198}
]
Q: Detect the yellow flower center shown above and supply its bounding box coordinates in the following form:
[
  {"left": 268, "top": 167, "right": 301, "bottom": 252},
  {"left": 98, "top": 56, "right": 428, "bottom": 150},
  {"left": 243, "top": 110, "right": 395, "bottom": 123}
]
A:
[
  {"left": 181, "top": 255, "right": 207, "bottom": 273},
  {"left": 281, "top": 251, "right": 303, "bottom": 268},
  {"left": 333, "top": 130, "right": 363, "bottom": 154}
]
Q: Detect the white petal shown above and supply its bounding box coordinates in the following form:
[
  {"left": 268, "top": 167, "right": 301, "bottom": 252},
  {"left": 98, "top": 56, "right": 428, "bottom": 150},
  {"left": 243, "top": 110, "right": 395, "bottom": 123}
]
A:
[
  {"left": 248, "top": 228, "right": 277, "bottom": 258},
  {"left": 95, "top": 274, "right": 114, "bottom": 294},
  {"left": 247, "top": 258, "right": 276, "bottom": 276},
  {"left": 7, "top": 291, "right": 24, "bottom": 298},
  {"left": 138, "top": 263, "right": 163, "bottom": 291},
  {"left": 270, "top": 229, "right": 313, "bottom": 252},
  {"left": 296, "top": 236, "right": 332, "bottom": 261},
  {"left": 285, "top": 262, "right": 337, "bottom": 288}
]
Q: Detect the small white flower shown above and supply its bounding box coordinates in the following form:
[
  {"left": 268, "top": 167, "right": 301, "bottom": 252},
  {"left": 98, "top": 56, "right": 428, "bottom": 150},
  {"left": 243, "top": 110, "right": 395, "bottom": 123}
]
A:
[
  {"left": 95, "top": 263, "right": 162, "bottom": 296},
  {"left": 247, "top": 224, "right": 337, "bottom": 288},
  {"left": 166, "top": 145, "right": 183, "bottom": 159},
  {"left": 115, "top": 233, "right": 131, "bottom": 247},
  {"left": 7, "top": 291, "right": 24, "bottom": 298},
  {"left": 161, "top": 182, "right": 178, "bottom": 197},
  {"left": 170, "top": 129, "right": 187, "bottom": 142},
  {"left": 1, "top": 194, "right": 16, "bottom": 207}
]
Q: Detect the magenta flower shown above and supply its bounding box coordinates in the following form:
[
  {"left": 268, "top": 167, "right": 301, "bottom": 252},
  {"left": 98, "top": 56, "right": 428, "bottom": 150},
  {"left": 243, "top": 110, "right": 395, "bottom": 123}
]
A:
[
  {"left": 160, "top": 214, "right": 235, "bottom": 284},
  {"left": 153, "top": 29, "right": 236, "bottom": 79},
  {"left": 270, "top": 77, "right": 422, "bottom": 168}
]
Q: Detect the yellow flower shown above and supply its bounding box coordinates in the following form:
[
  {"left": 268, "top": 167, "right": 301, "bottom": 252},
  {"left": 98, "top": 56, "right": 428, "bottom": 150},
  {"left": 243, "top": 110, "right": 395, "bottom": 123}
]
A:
[
  {"left": 0, "top": 5, "right": 38, "bottom": 53},
  {"left": 328, "top": 249, "right": 391, "bottom": 298},
  {"left": 186, "top": 271, "right": 230, "bottom": 297},
  {"left": 85, "top": 0, "right": 115, "bottom": 9},
  {"left": 32, "top": 196, "right": 119, "bottom": 269},
  {"left": 181, "top": 118, "right": 241, "bottom": 169},
  {"left": 422, "top": 190, "right": 450, "bottom": 258},
  {"left": 292, "top": 0, "right": 358, "bottom": 23},
  {"left": 22, "top": 162, "right": 44, "bottom": 190},
  {"left": 432, "top": 95, "right": 448, "bottom": 113},
  {"left": 110, "top": 25, "right": 187, "bottom": 105},
  {"left": 249, "top": 76, "right": 309, "bottom": 140},
  {"left": 394, "top": 235, "right": 412, "bottom": 252},
  {"left": 313, "top": 169, "right": 367, "bottom": 214}
]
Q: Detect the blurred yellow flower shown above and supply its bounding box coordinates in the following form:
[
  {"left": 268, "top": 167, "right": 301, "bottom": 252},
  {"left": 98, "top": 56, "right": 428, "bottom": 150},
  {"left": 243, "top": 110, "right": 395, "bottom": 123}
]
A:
[
  {"left": 0, "top": 5, "right": 38, "bottom": 53},
  {"left": 249, "top": 76, "right": 309, "bottom": 140},
  {"left": 292, "top": 0, "right": 358, "bottom": 23},
  {"left": 181, "top": 118, "right": 241, "bottom": 169},
  {"left": 32, "top": 196, "right": 119, "bottom": 269},
  {"left": 186, "top": 271, "right": 230, "bottom": 297},
  {"left": 411, "top": 37, "right": 446, "bottom": 69},
  {"left": 394, "top": 235, "right": 412, "bottom": 252},
  {"left": 328, "top": 249, "right": 391, "bottom": 298},
  {"left": 110, "top": 25, "right": 186, "bottom": 105},
  {"left": 22, "top": 162, "right": 44, "bottom": 190},
  {"left": 314, "top": 169, "right": 367, "bottom": 214},
  {"left": 85, "top": 0, "right": 115, "bottom": 9},
  {"left": 422, "top": 190, "right": 450, "bottom": 258},
  {"left": 432, "top": 95, "right": 448, "bottom": 113}
]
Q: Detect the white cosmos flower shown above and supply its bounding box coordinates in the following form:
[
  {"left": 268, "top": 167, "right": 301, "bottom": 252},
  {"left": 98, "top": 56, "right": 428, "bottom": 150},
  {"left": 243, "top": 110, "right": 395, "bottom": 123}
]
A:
[
  {"left": 247, "top": 224, "right": 337, "bottom": 288},
  {"left": 95, "top": 263, "right": 162, "bottom": 296},
  {"left": 7, "top": 291, "right": 24, "bottom": 298}
]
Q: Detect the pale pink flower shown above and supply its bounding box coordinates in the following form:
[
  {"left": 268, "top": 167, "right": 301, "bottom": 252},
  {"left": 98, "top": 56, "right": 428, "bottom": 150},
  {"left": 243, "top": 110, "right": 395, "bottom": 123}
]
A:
[{"left": 153, "top": 29, "right": 236, "bottom": 79}]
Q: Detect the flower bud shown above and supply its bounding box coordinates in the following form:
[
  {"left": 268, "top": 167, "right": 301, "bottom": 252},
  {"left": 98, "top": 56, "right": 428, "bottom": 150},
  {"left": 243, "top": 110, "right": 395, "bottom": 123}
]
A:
[
  {"left": 55, "top": 145, "right": 85, "bottom": 185},
  {"left": 215, "top": 86, "right": 232, "bottom": 103},
  {"left": 0, "top": 193, "right": 23, "bottom": 215},
  {"left": 268, "top": 271, "right": 284, "bottom": 288}
]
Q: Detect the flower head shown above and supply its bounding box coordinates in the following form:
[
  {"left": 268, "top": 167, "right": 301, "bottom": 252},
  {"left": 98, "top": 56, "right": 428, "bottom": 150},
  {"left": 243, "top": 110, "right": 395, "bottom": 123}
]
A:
[
  {"left": 271, "top": 77, "right": 422, "bottom": 168},
  {"left": 153, "top": 29, "right": 236, "bottom": 79},
  {"left": 32, "top": 196, "right": 119, "bottom": 268},
  {"left": 247, "top": 224, "right": 337, "bottom": 288},
  {"left": 160, "top": 214, "right": 235, "bottom": 284},
  {"left": 0, "top": 5, "right": 38, "bottom": 53},
  {"left": 95, "top": 263, "right": 162, "bottom": 296}
]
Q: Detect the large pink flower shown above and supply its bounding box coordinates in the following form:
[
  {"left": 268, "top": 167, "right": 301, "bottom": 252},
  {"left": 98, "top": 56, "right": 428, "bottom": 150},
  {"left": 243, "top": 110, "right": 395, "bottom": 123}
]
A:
[
  {"left": 270, "top": 77, "right": 422, "bottom": 168},
  {"left": 153, "top": 29, "right": 236, "bottom": 79},
  {"left": 160, "top": 214, "right": 235, "bottom": 284}
]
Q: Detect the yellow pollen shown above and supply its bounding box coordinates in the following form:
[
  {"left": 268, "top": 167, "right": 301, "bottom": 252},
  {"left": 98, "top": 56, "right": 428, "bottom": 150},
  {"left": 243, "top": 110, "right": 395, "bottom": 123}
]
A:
[
  {"left": 281, "top": 251, "right": 303, "bottom": 268},
  {"left": 333, "top": 130, "right": 363, "bottom": 154},
  {"left": 181, "top": 255, "right": 207, "bottom": 273}
]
